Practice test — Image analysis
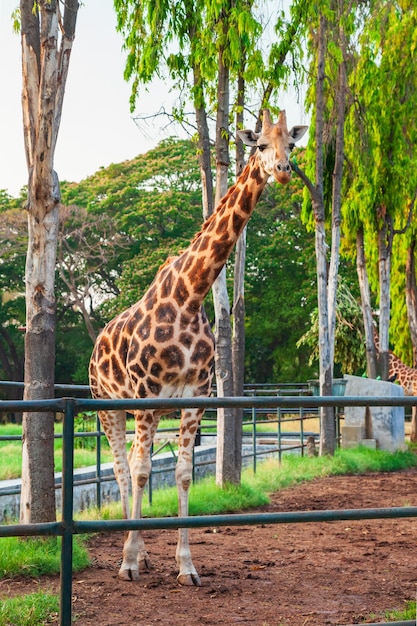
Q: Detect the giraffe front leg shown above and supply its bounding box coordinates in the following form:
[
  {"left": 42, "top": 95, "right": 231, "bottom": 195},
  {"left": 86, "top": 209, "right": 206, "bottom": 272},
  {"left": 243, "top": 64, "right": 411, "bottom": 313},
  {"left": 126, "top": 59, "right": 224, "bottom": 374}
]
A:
[
  {"left": 175, "top": 409, "right": 203, "bottom": 587},
  {"left": 119, "top": 455, "right": 151, "bottom": 581}
]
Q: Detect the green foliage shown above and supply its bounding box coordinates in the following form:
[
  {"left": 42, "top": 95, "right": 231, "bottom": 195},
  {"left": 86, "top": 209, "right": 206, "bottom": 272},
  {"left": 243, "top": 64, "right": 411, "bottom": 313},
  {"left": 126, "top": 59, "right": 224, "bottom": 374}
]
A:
[
  {"left": 114, "top": 0, "right": 273, "bottom": 112},
  {"left": 297, "top": 278, "right": 367, "bottom": 375},
  {"left": 0, "top": 201, "right": 27, "bottom": 386},
  {"left": 0, "top": 591, "right": 59, "bottom": 626},
  {"left": 64, "top": 138, "right": 205, "bottom": 316},
  {"left": 342, "top": 1, "right": 417, "bottom": 322},
  {"left": 74, "top": 413, "right": 98, "bottom": 451}
]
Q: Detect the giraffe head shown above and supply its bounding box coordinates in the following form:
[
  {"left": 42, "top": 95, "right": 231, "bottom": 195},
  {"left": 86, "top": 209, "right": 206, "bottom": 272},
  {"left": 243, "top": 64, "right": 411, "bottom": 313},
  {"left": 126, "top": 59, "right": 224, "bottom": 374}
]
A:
[{"left": 237, "top": 109, "right": 308, "bottom": 184}]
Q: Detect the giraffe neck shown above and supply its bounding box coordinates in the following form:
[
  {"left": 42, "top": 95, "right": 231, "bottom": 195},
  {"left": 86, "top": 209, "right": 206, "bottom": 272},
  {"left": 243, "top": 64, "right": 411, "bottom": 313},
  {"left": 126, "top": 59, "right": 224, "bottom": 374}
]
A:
[
  {"left": 373, "top": 327, "right": 417, "bottom": 393},
  {"left": 155, "top": 155, "right": 269, "bottom": 311}
]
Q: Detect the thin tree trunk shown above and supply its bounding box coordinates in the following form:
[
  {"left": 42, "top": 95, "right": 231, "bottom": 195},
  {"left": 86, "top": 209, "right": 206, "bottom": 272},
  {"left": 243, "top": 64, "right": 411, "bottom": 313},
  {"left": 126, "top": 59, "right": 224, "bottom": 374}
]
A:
[
  {"left": 213, "top": 45, "right": 240, "bottom": 486},
  {"left": 315, "top": 14, "right": 335, "bottom": 455},
  {"left": 193, "top": 65, "right": 214, "bottom": 221},
  {"left": 20, "top": 0, "right": 79, "bottom": 524},
  {"left": 232, "top": 73, "right": 246, "bottom": 466},
  {"left": 378, "top": 221, "right": 391, "bottom": 380},
  {"left": 327, "top": 18, "right": 346, "bottom": 367},
  {"left": 356, "top": 227, "right": 377, "bottom": 378}
]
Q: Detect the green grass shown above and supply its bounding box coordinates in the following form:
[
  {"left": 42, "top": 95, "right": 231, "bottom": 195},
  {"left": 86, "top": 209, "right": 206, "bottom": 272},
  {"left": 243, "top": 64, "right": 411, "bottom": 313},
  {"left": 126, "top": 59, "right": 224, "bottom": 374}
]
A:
[
  {"left": 0, "top": 416, "right": 283, "bottom": 481},
  {"left": 247, "top": 445, "right": 417, "bottom": 494},
  {"left": 0, "top": 442, "right": 115, "bottom": 481},
  {"left": 82, "top": 445, "right": 417, "bottom": 521},
  {"left": 0, "top": 591, "right": 59, "bottom": 625},
  {"left": 0, "top": 536, "right": 90, "bottom": 579},
  {"left": 384, "top": 599, "right": 416, "bottom": 621},
  {"left": 0, "top": 536, "right": 90, "bottom": 625},
  {"left": 0, "top": 422, "right": 116, "bottom": 480}
]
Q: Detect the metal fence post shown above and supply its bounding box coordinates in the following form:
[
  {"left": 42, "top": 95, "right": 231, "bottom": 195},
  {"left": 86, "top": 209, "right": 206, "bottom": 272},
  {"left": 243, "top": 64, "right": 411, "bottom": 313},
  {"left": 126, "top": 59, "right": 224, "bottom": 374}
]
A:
[
  {"left": 60, "top": 398, "right": 75, "bottom": 626},
  {"left": 95, "top": 412, "right": 101, "bottom": 509}
]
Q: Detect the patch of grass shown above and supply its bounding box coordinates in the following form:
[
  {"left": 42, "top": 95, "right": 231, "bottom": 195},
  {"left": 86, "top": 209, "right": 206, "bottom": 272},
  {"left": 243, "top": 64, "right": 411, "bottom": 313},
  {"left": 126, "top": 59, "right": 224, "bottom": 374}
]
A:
[
  {"left": 0, "top": 423, "right": 115, "bottom": 480},
  {"left": 0, "top": 443, "right": 22, "bottom": 480},
  {"left": 80, "top": 475, "right": 269, "bottom": 521},
  {"left": 0, "top": 591, "right": 59, "bottom": 625},
  {"left": 0, "top": 536, "right": 90, "bottom": 579},
  {"left": 247, "top": 446, "right": 417, "bottom": 495},
  {"left": 77, "top": 445, "right": 417, "bottom": 521},
  {"left": 384, "top": 599, "right": 416, "bottom": 621}
]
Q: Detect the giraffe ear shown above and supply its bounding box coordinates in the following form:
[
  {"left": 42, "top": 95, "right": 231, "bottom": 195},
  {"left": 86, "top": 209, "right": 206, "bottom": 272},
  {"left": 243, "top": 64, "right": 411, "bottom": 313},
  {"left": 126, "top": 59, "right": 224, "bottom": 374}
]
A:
[
  {"left": 288, "top": 125, "right": 308, "bottom": 146},
  {"left": 237, "top": 129, "right": 259, "bottom": 147}
]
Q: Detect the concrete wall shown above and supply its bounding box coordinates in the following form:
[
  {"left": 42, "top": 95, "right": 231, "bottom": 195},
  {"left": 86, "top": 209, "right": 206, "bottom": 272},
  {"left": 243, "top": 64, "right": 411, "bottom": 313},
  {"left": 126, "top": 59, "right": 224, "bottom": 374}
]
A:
[{"left": 342, "top": 375, "right": 406, "bottom": 452}]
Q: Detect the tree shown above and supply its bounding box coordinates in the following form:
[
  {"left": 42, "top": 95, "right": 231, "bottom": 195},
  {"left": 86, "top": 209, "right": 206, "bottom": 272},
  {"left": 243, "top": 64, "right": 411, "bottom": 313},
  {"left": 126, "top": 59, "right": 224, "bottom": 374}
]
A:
[
  {"left": 62, "top": 138, "right": 205, "bottom": 314},
  {"left": 291, "top": 0, "right": 364, "bottom": 454},
  {"left": 19, "top": 0, "right": 79, "bottom": 524},
  {"left": 343, "top": 1, "right": 417, "bottom": 380}
]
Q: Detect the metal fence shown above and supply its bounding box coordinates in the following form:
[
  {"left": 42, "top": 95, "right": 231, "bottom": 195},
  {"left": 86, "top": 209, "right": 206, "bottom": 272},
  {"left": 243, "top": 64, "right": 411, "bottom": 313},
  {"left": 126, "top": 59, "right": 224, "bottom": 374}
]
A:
[
  {"left": 1, "top": 393, "right": 417, "bottom": 626},
  {"left": 0, "top": 382, "right": 322, "bottom": 508}
]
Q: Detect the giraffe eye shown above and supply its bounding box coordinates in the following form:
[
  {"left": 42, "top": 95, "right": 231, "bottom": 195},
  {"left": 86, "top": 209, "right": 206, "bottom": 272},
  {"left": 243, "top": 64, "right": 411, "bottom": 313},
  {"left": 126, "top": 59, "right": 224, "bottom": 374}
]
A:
[{"left": 257, "top": 143, "right": 267, "bottom": 152}]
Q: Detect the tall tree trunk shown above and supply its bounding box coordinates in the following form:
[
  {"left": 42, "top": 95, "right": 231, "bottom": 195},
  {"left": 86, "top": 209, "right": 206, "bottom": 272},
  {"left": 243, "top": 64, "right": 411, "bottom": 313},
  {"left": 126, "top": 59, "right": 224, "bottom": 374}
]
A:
[
  {"left": 315, "top": 14, "right": 335, "bottom": 455},
  {"left": 19, "top": 0, "right": 79, "bottom": 524},
  {"left": 327, "top": 17, "right": 346, "bottom": 368},
  {"left": 232, "top": 74, "right": 246, "bottom": 463},
  {"left": 213, "top": 45, "right": 241, "bottom": 486},
  {"left": 356, "top": 227, "right": 377, "bottom": 378}
]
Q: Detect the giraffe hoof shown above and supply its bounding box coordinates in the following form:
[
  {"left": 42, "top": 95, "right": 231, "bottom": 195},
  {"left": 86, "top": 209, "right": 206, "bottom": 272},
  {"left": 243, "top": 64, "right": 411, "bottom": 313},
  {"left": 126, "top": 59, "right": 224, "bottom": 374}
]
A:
[
  {"left": 119, "top": 566, "right": 139, "bottom": 581},
  {"left": 139, "top": 555, "right": 152, "bottom": 570},
  {"left": 177, "top": 572, "right": 202, "bottom": 587}
]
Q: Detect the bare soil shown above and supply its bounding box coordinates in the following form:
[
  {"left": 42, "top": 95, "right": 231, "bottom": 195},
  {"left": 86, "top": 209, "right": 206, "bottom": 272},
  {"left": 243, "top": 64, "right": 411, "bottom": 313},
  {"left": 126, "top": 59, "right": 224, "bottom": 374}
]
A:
[{"left": 2, "top": 468, "right": 417, "bottom": 626}]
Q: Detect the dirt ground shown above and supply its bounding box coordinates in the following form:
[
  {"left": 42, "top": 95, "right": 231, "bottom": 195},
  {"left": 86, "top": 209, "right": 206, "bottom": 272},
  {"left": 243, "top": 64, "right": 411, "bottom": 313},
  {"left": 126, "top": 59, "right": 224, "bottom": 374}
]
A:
[{"left": 2, "top": 468, "right": 417, "bottom": 626}]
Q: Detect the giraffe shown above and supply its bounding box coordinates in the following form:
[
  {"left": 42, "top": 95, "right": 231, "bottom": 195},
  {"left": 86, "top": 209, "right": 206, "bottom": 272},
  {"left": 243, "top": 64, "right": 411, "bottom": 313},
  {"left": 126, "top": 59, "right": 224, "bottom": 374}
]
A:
[
  {"left": 89, "top": 109, "right": 308, "bottom": 586},
  {"left": 373, "top": 328, "right": 417, "bottom": 395}
]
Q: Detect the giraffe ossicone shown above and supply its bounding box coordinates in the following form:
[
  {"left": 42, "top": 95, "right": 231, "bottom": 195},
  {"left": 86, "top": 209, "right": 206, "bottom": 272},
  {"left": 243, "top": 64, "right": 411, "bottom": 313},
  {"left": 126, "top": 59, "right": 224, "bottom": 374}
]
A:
[{"left": 89, "top": 109, "right": 308, "bottom": 587}]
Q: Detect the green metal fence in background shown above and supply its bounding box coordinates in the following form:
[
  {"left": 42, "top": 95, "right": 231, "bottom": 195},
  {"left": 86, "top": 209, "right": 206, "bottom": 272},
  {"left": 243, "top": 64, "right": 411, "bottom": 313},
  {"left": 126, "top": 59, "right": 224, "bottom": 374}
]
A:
[
  {"left": 0, "top": 382, "right": 323, "bottom": 508},
  {"left": 1, "top": 394, "right": 417, "bottom": 626}
]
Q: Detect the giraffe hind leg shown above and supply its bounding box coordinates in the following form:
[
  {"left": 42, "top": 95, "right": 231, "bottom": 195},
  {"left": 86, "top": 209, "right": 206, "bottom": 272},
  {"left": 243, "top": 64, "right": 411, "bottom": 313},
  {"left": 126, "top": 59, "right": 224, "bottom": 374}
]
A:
[
  {"left": 119, "top": 409, "right": 159, "bottom": 581},
  {"left": 97, "top": 410, "right": 131, "bottom": 520}
]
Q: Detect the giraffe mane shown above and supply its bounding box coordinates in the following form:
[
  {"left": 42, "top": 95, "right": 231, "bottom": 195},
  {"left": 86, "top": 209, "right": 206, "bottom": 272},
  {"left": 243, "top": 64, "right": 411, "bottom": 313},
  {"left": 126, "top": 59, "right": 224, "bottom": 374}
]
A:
[{"left": 157, "top": 254, "right": 182, "bottom": 273}]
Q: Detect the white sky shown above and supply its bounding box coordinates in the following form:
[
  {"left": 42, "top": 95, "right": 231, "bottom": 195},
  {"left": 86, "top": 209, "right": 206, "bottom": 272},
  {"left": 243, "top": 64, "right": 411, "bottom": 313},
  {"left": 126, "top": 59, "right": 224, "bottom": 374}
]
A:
[{"left": 0, "top": 0, "right": 307, "bottom": 198}]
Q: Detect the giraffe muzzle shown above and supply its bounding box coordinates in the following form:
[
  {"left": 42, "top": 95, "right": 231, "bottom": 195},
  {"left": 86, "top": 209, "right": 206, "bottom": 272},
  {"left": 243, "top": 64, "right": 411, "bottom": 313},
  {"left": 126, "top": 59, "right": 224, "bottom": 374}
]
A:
[{"left": 275, "top": 162, "right": 292, "bottom": 184}]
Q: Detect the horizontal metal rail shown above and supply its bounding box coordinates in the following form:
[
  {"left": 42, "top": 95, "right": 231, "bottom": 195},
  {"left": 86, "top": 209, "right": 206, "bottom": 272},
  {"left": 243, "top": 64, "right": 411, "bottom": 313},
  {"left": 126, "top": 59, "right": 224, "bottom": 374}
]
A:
[
  {"left": 73, "top": 505, "right": 417, "bottom": 533},
  {"left": 1, "top": 394, "right": 417, "bottom": 412},
  {"left": 2, "top": 505, "right": 417, "bottom": 538}
]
